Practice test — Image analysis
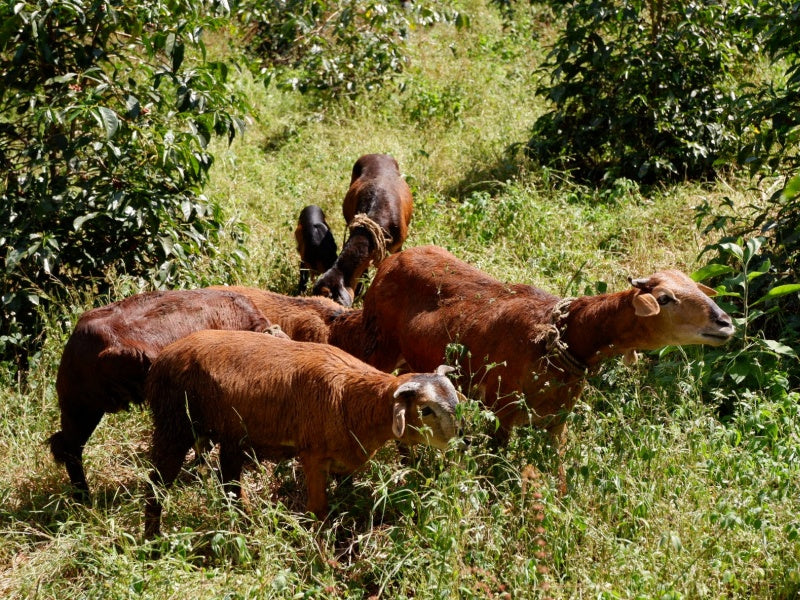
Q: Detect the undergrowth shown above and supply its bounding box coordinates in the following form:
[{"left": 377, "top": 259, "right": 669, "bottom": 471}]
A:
[{"left": 1, "top": 0, "right": 798, "bottom": 598}]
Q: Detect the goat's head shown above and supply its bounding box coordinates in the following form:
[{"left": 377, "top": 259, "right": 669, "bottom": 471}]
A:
[
  {"left": 628, "top": 270, "right": 734, "bottom": 349},
  {"left": 311, "top": 269, "right": 354, "bottom": 307},
  {"left": 391, "top": 365, "right": 462, "bottom": 449},
  {"left": 295, "top": 205, "right": 338, "bottom": 274}
]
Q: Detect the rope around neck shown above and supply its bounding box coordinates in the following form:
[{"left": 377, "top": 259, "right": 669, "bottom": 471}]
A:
[
  {"left": 544, "top": 297, "right": 589, "bottom": 377},
  {"left": 348, "top": 213, "right": 391, "bottom": 265}
]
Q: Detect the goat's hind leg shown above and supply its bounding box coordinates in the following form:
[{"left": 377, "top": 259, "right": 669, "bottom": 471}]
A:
[
  {"left": 48, "top": 405, "right": 104, "bottom": 504},
  {"left": 144, "top": 422, "right": 194, "bottom": 538}
]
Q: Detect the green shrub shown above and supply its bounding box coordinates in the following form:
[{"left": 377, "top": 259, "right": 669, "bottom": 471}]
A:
[
  {"left": 0, "top": 0, "right": 250, "bottom": 365},
  {"left": 526, "top": 0, "right": 744, "bottom": 184},
  {"left": 236, "top": 0, "right": 466, "bottom": 102}
]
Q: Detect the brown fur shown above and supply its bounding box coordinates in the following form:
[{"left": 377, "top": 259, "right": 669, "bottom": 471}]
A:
[
  {"left": 360, "top": 245, "right": 734, "bottom": 492},
  {"left": 143, "top": 330, "right": 460, "bottom": 536},
  {"left": 50, "top": 288, "right": 279, "bottom": 502},
  {"left": 312, "top": 154, "right": 414, "bottom": 306},
  {"left": 209, "top": 285, "right": 371, "bottom": 361}
]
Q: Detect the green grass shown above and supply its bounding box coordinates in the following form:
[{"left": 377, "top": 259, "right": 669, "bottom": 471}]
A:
[{"left": 2, "top": 0, "right": 799, "bottom": 598}]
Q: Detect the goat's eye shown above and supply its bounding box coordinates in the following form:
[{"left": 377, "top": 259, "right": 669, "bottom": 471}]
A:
[
  {"left": 657, "top": 294, "right": 674, "bottom": 306},
  {"left": 420, "top": 407, "right": 434, "bottom": 417}
]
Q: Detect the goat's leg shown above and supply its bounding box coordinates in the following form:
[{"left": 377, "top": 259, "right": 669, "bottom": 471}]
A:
[
  {"left": 218, "top": 442, "right": 247, "bottom": 508},
  {"left": 144, "top": 439, "right": 192, "bottom": 538},
  {"left": 48, "top": 406, "right": 104, "bottom": 503},
  {"left": 547, "top": 422, "right": 569, "bottom": 496},
  {"left": 297, "top": 264, "right": 310, "bottom": 294},
  {"left": 299, "top": 454, "right": 329, "bottom": 520}
]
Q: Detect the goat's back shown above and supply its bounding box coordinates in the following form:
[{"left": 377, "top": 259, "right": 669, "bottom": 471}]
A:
[
  {"left": 146, "top": 330, "right": 393, "bottom": 451},
  {"left": 343, "top": 153, "right": 413, "bottom": 251},
  {"left": 209, "top": 286, "right": 353, "bottom": 343},
  {"left": 362, "top": 245, "right": 558, "bottom": 374},
  {"left": 56, "top": 289, "right": 269, "bottom": 413}
]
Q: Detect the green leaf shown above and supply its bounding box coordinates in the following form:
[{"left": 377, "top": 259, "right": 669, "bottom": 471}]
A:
[
  {"left": 752, "top": 283, "right": 800, "bottom": 306},
  {"left": 782, "top": 174, "right": 800, "bottom": 201},
  {"left": 761, "top": 339, "right": 797, "bottom": 357},
  {"left": 73, "top": 212, "right": 99, "bottom": 231},
  {"left": 691, "top": 263, "right": 734, "bottom": 282},
  {"left": 96, "top": 107, "right": 120, "bottom": 139},
  {"left": 718, "top": 241, "right": 744, "bottom": 260}
]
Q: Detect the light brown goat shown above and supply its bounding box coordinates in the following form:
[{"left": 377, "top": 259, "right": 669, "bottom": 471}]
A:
[
  {"left": 143, "top": 330, "right": 461, "bottom": 537},
  {"left": 208, "top": 285, "right": 370, "bottom": 360},
  {"left": 312, "top": 153, "right": 414, "bottom": 306},
  {"left": 360, "top": 245, "right": 734, "bottom": 492},
  {"left": 50, "top": 288, "right": 285, "bottom": 502}
]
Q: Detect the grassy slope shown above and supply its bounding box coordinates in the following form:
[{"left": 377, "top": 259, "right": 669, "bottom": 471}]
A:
[{"left": 1, "top": 1, "right": 798, "bottom": 598}]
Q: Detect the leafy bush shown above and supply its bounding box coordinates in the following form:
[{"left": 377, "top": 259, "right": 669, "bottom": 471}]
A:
[
  {"left": 526, "top": 0, "right": 744, "bottom": 184},
  {"left": 691, "top": 1, "right": 800, "bottom": 406},
  {"left": 236, "top": 0, "right": 466, "bottom": 102},
  {"left": 688, "top": 237, "right": 799, "bottom": 412},
  {"left": 0, "top": 0, "right": 250, "bottom": 365}
]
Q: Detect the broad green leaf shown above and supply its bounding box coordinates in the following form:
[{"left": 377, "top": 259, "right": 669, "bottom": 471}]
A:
[
  {"left": 691, "top": 263, "right": 733, "bottom": 281},
  {"left": 717, "top": 242, "right": 744, "bottom": 261},
  {"left": 73, "top": 212, "right": 99, "bottom": 231},
  {"left": 782, "top": 174, "right": 800, "bottom": 201},
  {"left": 752, "top": 283, "right": 800, "bottom": 305},
  {"left": 96, "top": 107, "right": 119, "bottom": 139},
  {"left": 762, "top": 339, "right": 797, "bottom": 357},
  {"left": 744, "top": 237, "right": 764, "bottom": 264}
]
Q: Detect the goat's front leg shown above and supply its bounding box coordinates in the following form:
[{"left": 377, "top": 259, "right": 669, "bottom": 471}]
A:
[
  {"left": 300, "top": 454, "right": 330, "bottom": 520},
  {"left": 547, "top": 421, "right": 568, "bottom": 496}
]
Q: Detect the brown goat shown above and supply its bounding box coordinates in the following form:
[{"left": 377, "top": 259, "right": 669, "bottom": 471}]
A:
[
  {"left": 143, "top": 330, "right": 461, "bottom": 536},
  {"left": 209, "top": 285, "right": 370, "bottom": 360},
  {"left": 50, "top": 288, "right": 285, "bottom": 502},
  {"left": 312, "top": 153, "right": 414, "bottom": 306},
  {"left": 360, "top": 245, "right": 734, "bottom": 493},
  {"left": 294, "top": 204, "right": 338, "bottom": 294}
]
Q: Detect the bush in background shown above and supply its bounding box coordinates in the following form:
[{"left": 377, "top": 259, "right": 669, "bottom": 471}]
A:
[
  {"left": 0, "top": 0, "right": 250, "bottom": 366},
  {"left": 526, "top": 0, "right": 745, "bottom": 184},
  {"left": 236, "top": 0, "right": 467, "bottom": 102}
]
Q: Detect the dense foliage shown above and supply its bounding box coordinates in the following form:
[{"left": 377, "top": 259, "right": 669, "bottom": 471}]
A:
[
  {"left": 0, "top": 1, "right": 799, "bottom": 597},
  {"left": 0, "top": 0, "right": 249, "bottom": 364},
  {"left": 527, "top": 0, "right": 744, "bottom": 183},
  {"left": 236, "top": 0, "right": 466, "bottom": 101}
]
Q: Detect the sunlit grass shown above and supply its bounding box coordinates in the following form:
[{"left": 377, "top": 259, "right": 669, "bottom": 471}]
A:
[{"left": 1, "top": 0, "right": 798, "bottom": 598}]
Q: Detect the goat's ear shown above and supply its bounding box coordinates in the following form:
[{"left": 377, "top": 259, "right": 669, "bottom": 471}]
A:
[
  {"left": 633, "top": 293, "right": 660, "bottom": 316},
  {"left": 435, "top": 364, "right": 456, "bottom": 377},
  {"left": 392, "top": 401, "right": 407, "bottom": 438},
  {"left": 697, "top": 282, "right": 717, "bottom": 297}
]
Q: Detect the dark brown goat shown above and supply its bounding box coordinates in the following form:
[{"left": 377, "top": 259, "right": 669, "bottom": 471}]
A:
[
  {"left": 312, "top": 153, "right": 413, "bottom": 306},
  {"left": 360, "top": 245, "right": 735, "bottom": 492},
  {"left": 294, "top": 204, "right": 338, "bottom": 294},
  {"left": 144, "top": 331, "right": 461, "bottom": 536},
  {"left": 50, "top": 288, "right": 284, "bottom": 502}
]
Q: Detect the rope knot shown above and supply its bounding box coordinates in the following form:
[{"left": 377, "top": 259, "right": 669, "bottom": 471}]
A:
[{"left": 348, "top": 213, "right": 391, "bottom": 265}]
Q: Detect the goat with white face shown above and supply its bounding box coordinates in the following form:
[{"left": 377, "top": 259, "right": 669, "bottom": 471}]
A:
[{"left": 143, "top": 330, "right": 461, "bottom": 537}]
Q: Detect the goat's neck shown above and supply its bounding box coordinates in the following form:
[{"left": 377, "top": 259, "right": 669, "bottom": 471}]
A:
[
  {"left": 334, "top": 233, "right": 373, "bottom": 288},
  {"left": 329, "top": 310, "right": 371, "bottom": 363},
  {"left": 561, "top": 289, "right": 640, "bottom": 367},
  {"left": 342, "top": 376, "right": 397, "bottom": 454}
]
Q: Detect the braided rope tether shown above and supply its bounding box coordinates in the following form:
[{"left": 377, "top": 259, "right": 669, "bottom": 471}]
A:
[
  {"left": 348, "top": 213, "right": 391, "bottom": 265},
  {"left": 543, "top": 297, "right": 589, "bottom": 377}
]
